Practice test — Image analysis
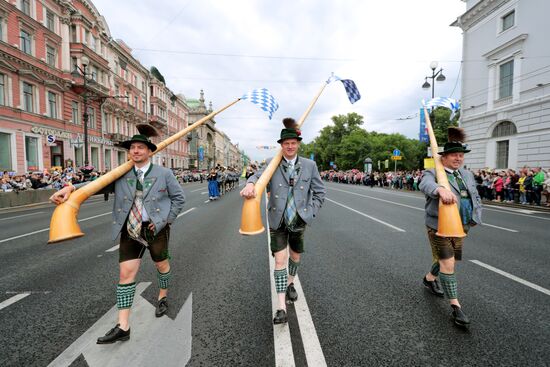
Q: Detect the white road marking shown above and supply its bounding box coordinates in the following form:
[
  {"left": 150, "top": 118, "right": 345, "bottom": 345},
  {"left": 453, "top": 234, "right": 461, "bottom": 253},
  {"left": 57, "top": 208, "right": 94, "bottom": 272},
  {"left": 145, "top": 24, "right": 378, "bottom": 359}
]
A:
[
  {"left": 328, "top": 187, "right": 423, "bottom": 211},
  {"left": 0, "top": 212, "right": 44, "bottom": 221},
  {"left": 0, "top": 293, "right": 30, "bottom": 311},
  {"left": 105, "top": 244, "right": 119, "bottom": 252},
  {"left": 48, "top": 282, "right": 193, "bottom": 367},
  {"left": 0, "top": 212, "right": 111, "bottom": 244},
  {"left": 470, "top": 260, "right": 550, "bottom": 296},
  {"left": 326, "top": 198, "right": 406, "bottom": 232},
  {"left": 482, "top": 204, "right": 537, "bottom": 214},
  {"left": 190, "top": 187, "right": 206, "bottom": 192},
  {"left": 177, "top": 207, "right": 196, "bottom": 218},
  {"left": 482, "top": 207, "right": 550, "bottom": 221},
  {"left": 481, "top": 223, "right": 519, "bottom": 233},
  {"left": 200, "top": 191, "right": 208, "bottom": 195},
  {"left": 204, "top": 200, "right": 210, "bottom": 203},
  {"left": 265, "top": 194, "right": 295, "bottom": 367}
]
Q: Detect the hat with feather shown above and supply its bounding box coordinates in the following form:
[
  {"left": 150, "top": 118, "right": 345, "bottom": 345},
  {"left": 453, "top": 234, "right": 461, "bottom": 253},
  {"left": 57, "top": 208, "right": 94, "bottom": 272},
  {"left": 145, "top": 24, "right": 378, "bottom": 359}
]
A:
[
  {"left": 441, "top": 127, "right": 471, "bottom": 154},
  {"left": 277, "top": 118, "right": 302, "bottom": 143}
]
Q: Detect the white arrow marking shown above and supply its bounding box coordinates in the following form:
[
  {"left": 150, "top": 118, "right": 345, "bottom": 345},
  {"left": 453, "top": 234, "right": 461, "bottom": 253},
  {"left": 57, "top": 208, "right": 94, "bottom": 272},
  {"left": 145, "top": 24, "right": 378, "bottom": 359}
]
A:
[{"left": 48, "top": 282, "right": 192, "bottom": 367}]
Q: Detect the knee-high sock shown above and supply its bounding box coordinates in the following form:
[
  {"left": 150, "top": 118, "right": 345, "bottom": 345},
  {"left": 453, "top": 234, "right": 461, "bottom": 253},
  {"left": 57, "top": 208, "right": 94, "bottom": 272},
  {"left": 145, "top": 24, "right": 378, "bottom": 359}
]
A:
[
  {"left": 430, "top": 262, "right": 440, "bottom": 277},
  {"left": 439, "top": 272, "right": 458, "bottom": 300},
  {"left": 274, "top": 268, "right": 288, "bottom": 294},
  {"left": 288, "top": 258, "right": 300, "bottom": 278},
  {"left": 117, "top": 282, "right": 136, "bottom": 310},
  {"left": 157, "top": 269, "right": 171, "bottom": 290}
]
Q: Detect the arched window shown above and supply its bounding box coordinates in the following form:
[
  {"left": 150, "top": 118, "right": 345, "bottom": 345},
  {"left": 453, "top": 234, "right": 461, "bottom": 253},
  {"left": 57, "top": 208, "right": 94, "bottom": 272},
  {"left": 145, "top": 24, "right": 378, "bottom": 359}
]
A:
[{"left": 492, "top": 121, "right": 517, "bottom": 138}]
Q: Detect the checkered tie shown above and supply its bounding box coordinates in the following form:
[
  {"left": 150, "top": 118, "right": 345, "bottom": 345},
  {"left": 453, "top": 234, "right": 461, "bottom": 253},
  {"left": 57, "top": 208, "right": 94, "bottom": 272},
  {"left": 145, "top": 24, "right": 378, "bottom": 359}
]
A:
[
  {"left": 127, "top": 170, "right": 144, "bottom": 241},
  {"left": 284, "top": 163, "right": 298, "bottom": 228}
]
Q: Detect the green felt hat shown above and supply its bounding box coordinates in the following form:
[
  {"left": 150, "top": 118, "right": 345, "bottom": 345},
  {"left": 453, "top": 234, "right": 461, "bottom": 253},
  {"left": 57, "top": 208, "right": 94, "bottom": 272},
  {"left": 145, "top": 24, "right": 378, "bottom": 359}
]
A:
[
  {"left": 120, "top": 134, "right": 157, "bottom": 151},
  {"left": 440, "top": 141, "right": 471, "bottom": 155},
  {"left": 277, "top": 128, "right": 302, "bottom": 143}
]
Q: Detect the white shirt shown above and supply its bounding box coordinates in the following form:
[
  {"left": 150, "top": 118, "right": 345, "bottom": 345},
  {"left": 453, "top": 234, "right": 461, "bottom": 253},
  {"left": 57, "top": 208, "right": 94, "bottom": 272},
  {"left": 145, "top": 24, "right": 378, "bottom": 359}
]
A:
[
  {"left": 135, "top": 162, "right": 151, "bottom": 222},
  {"left": 284, "top": 156, "right": 297, "bottom": 168}
]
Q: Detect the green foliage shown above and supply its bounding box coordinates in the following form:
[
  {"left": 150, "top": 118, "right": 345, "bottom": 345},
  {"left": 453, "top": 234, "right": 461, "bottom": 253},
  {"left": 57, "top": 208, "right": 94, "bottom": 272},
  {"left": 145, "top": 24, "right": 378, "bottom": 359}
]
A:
[
  {"left": 431, "top": 108, "right": 460, "bottom": 145},
  {"left": 150, "top": 66, "right": 166, "bottom": 84},
  {"left": 299, "top": 112, "right": 427, "bottom": 171}
]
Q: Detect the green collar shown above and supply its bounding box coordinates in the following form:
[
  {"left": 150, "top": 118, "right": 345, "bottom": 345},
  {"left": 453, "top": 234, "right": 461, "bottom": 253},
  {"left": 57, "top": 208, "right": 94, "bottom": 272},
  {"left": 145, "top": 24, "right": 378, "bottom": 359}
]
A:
[{"left": 133, "top": 163, "right": 153, "bottom": 178}]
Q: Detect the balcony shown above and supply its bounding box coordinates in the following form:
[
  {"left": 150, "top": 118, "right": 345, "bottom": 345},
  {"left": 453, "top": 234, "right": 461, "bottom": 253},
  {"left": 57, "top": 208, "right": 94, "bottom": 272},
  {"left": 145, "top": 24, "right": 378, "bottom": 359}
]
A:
[
  {"left": 109, "top": 133, "right": 130, "bottom": 144},
  {"left": 149, "top": 114, "right": 167, "bottom": 129}
]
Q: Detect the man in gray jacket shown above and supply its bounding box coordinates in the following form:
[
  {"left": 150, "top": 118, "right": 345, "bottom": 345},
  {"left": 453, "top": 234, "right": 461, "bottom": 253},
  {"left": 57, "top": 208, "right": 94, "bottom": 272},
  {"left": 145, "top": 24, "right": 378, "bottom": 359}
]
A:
[
  {"left": 50, "top": 134, "right": 185, "bottom": 343},
  {"left": 419, "top": 128, "right": 482, "bottom": 326},
  {"left": 241, "top": 118, "right": 326, "bottom": 324}
]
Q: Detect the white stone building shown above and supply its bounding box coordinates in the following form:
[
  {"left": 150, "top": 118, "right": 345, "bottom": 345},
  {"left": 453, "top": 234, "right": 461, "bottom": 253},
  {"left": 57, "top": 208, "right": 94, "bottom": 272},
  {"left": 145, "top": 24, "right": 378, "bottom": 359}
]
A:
[{"left": 453, "top": 0, "right": 550, "bottom": 170}]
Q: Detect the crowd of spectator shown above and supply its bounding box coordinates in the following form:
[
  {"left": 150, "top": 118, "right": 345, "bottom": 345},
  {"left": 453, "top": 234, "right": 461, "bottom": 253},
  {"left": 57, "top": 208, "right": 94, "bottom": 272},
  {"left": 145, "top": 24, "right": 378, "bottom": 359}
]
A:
[{"left": 321, "top": 165, "right": 550, "bottom": 207}]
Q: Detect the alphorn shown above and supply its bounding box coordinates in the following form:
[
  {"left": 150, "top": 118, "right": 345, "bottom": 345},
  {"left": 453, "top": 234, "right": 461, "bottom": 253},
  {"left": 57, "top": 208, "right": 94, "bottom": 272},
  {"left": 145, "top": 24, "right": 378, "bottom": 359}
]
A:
[
  {"left": 48, "top": 98, "right": 241, "bottom": 244},
  {"left": 239, "top": 82, "right": 328, "bottom": 235},
  {"left": 423, "top": 107, "right": 466, "bottom": 238}
]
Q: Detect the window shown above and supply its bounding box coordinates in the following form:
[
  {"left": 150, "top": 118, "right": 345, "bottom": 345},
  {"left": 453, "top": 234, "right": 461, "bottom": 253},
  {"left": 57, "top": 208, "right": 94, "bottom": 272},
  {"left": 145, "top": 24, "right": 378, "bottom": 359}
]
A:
[
  {"left": 21, "top": 0, "right": 31, "bottom": 16},
  {"left": 74, "top": 146, "right": 83, "bottom": 167},
  {"left": 134, "top": 96, "right": 138, "bottom": 108},
  {"left": 25, "top": 136, "right": 39, "bottom": 170},
  {"left": 84, "top": 29, "right": 89, "bottom": 44},
  {"left": 492, "top": 121, "right": 517, "bottom": 138},
  {"left": 91, "top": 146, "right": 99, "bottom": 169},
  {"left": 90, "top": 66, "right": 97, "bottom": 81},
  {"left": 23, "top": 82, "right": 33, "bottom": 112},
  {"left": 502, "top": 11, "right": 515, "bottom": 32},
  {"left": 47, "top": 91, "right": 57, "bottom": 118},
  {"left": 104, "top": 149, "right": 111, "bottom": 170},
  {"left": 499, "top": 60, "right": 514, "bottom": 99},
  {"left": 90, "top": 36, "right": 96, "bottom": 51},
  {"left": 142, "top": 100, "right": 146, "bottom": 113},
  {"left": 46, "top": 10, "right": 55, "bottom": 32},
  {"left": 496, "top": 140, "right": 509, "bottom": 169},
  {"left": 0, "top": 73, "right": 5, "bottom": 106},
  {"left": 20, "top": 29, "right": 32, "bottom": 55},
  {"left": 46, "top": 45, "right": 56, "bottom": 67},
  {"left": 118, "top": 151, "right": 126, "bottom": 165},
  {"left": 0, "top": 16, "right": 4, "bottom": 41},
  {"left": 72, "top": 101, "right": 79, "bottom": 124},
  {"left": 87, "top": 107, "right": 95, "bottom": 129},
  {"left": 70, "top": 25, "right": 77, "bottom": 42},
  {"left": 116, "top": 117, "right": 120, "bottom": 133},
  {"left": 0, "top": 132, "right": 12, "bottom": 170}
]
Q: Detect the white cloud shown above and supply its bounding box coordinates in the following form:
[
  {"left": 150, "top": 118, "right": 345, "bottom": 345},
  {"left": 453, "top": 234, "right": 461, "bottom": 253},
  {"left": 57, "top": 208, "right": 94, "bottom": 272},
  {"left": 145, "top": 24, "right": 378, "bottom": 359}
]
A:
[{"left": 93, "top": 0, "right": 465, "bottom": 161}]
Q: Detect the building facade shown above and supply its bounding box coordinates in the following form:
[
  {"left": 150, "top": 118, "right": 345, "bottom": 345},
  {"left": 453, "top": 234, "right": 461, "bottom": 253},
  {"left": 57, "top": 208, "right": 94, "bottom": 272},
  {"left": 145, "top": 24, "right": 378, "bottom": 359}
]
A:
[
  {"left": 0, "top": 0, "right": 190, "bottom": 174},
  {"left": 453, "top": 0, "right": 550, "bottom": 170}
]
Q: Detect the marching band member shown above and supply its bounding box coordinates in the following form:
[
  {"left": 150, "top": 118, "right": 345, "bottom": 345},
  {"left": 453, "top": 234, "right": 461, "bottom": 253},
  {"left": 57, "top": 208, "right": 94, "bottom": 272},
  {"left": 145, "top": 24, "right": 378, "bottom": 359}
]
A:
[
  {"left": 49, "top": 134, "right": 185, "bottom": 343},
  {"left": 240, "top": 118, "right": 326, "bottom": 324},
  {"left": 419, "top": 128, "right": 482, "bottom": 326}
]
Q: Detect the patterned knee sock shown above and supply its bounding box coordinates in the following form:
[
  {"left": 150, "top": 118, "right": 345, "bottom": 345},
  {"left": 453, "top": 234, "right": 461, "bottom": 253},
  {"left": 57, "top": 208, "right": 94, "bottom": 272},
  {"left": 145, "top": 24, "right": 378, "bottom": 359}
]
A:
[
  {"left": 157, "top": 269, "right": 172, "bottom": 290},
  {"left": 117, "top": 282, "right": 136, "bottom": 310},
  {"left": 439, "top": 272, "right": 458, "bottom": 300},
  {"left": 288, "top": 258, "right": 300, "bottom": 278},
  {"left": 274, "top": 268, "right": 288, "bottom": 294},
  {"left": 430, "top": 262, "right": 440, "bottom": 277}
]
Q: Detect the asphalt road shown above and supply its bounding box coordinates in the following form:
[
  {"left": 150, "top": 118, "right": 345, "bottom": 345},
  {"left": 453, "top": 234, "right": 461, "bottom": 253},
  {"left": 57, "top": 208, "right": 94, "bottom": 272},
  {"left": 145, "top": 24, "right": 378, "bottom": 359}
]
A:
[{"left": 0, "top": 180, "right": 549, "bottom": 366}]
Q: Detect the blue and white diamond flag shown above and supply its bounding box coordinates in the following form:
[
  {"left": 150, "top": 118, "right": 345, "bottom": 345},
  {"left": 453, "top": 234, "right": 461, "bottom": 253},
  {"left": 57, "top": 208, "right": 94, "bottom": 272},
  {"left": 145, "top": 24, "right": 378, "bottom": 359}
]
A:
[
  {"left": 423, "top": 97, "right": 460, "bottom": 119},
  {"left": 327, "top": 74, "right": 361, "bottom": 104},
  {"left": 241, "top": 88, "right": 279, "bottom": 119}
]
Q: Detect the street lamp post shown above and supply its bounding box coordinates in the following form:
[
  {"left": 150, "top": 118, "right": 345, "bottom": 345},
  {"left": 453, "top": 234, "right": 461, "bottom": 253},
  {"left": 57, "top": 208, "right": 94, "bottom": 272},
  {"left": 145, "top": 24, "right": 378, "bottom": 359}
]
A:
[
  {"left": 71, "top": 56, "right": 91, "bottom": 167},
  {"left": 422, "top": 61, "right": 446, "bottom": 99}
]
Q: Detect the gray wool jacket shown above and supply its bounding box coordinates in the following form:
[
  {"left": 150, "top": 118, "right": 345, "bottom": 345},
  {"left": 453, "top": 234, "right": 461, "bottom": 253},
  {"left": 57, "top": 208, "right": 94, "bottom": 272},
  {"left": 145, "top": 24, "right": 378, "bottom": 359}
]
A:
[{"left": 247, "top": 156, "right": 326, "bottom": 229}]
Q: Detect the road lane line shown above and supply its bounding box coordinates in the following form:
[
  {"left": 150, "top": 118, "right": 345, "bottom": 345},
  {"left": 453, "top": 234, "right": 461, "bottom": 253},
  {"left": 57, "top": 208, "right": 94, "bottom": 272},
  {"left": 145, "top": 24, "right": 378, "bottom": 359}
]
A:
[
  {"left": 201, "top": 192, "right": 208, "bottom": 195},
  {"left": 177, "top": 207, "right": 196, "bottom": 218},
  {"left": 0, "top": 212, "right": 111, "bottom": 244},
  {"left": 482, "top": 223, "right": 519, "bottom": 232},
  {"left": 204, "top": 200, "right": 210, "bottom": 203},
  {"left": 265, "top": 194, "right": 295, "bottom": 367},
  {"left": 328, "top": 187, "right": 423, "bottom": 212},
  {"left": 482, "top": 207, "right": 550, "bottom": 221},
  {"left": 0, "top": 293, "right": 30, "bottom": 311},
  {"left": 190, "top": 187, "right": 206, "bottom": 192},
  {"left": 105, "top": 244, "right": 119, "bottom": 252},
  {"left": 482, "top": 204, "right": 537, "bottom": 214},
  {"left": 326, "top": 198, "right": 406, "bottom": 232},
  {"left": 293, "top": 278, "right": 328, "bottom": 367},
  {"left": 0, "top": 212, "right": 44, "bottom": 221},
  {"left": 470, "top": 260, "right": 550, "bottom": 296}
]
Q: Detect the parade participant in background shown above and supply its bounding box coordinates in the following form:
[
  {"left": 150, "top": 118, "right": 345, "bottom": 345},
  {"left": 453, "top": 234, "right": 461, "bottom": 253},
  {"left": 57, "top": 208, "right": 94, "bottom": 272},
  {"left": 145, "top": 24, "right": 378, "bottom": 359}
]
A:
[
  {"left": 241, "top": 118, "right": 326, "bottom": 324},
  {"left": 207, "top": 168, "right": 220, "bottom": 200},
  {"left": 419, "top": 127, "right": 482, "bottom": 327},
  {"left": 49, "top": 134, "right": 185, "bottom": 343}
]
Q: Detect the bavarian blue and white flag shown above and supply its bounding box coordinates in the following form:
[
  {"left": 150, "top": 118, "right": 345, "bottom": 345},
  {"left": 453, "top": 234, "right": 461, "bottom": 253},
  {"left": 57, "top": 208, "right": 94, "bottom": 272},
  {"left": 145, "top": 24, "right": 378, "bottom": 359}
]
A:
[
  {"left": 241, "top": 88, "right": 279, "bottom": 119},
  {"left": 327, "top": 74, "right": 361, "bottom": 104},
  {"left": 423, "top": 97, "right": 460, "bottom": 120}
]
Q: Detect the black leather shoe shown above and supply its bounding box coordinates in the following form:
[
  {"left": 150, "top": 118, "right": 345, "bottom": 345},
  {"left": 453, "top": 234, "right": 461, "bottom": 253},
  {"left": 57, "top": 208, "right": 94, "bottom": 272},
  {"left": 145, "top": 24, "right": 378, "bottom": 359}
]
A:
[
  {"left": 423, "top": 276, "right": 444, "bottom": 297},
  {"left": 273, "top": 309, "right": 288, "bottom": 324},
  {"left": 96, "top": 324, "right": 130, "bottom": 344},
  {"left": 451, "top": 305, "right": 471, "bottom": 326},
  {"left": 286, "top": 283, "right": 298, "bottom": 302},
  {"left": 155, "top": 297, "right": 168, "bottom": 317}
]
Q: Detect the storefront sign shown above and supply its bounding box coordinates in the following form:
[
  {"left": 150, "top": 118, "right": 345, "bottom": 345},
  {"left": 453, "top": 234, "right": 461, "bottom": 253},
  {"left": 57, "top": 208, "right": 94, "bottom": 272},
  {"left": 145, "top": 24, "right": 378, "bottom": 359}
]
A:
[{"left": 31, "top": 126, "right": 71, "bottom": 139}]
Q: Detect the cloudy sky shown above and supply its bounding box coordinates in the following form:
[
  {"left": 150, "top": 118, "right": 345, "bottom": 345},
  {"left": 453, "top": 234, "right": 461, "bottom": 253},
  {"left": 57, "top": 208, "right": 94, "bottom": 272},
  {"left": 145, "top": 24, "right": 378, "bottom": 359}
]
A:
[{"left": 92, "top": 0, "right": 466, "bottom": 161}]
